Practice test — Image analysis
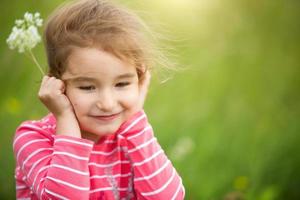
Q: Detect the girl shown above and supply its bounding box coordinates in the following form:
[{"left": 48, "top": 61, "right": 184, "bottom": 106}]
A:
[{"left": 13, "top": 0, "right": 185, "bottom": 199}]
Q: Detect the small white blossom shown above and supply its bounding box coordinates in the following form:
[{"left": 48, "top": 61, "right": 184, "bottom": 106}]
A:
[
  {"left": 34, "top": 13, "right": 40, "bottom": 18},
  {"left": 170, "top": 136, "right": 195, "bottom": 161},
  {"left": 6, "top": 12, "right": 45, "bottom": 75},
  {"left": 15, "top": 19, "right": 24, "bottom": 26},
  {"left": 6, "top": 12, "right": 43, "bottom": 53},
  {"left": 24, "top": 12, "right": 33, "bottom": 23}
]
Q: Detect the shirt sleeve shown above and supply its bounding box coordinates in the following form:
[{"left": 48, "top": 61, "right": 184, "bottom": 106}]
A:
[
  {"left": 13, "top": 120, "right": 94, "bottom": 200},
  {"left": 119, "top": 111, "right": 185, "bottom": 200}
]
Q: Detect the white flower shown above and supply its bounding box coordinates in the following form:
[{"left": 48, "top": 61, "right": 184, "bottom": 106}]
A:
[
  {"left": 24, "top": 12, "right": 33, "bottom": 23},
  {"left": 15, "top": 19, "right": 24, "bottom": 26},
  {"left": 34, "top": 13, "right": 40, "bottom": 18},
  {"left": 170, "top": 136, "right": 195, "bottom": 161},
  {"left": 6, "top": 12, "right": 43, "bottom": 53},
  {"left": 6, "top": 12, "right": 45, "bottom": 75}
]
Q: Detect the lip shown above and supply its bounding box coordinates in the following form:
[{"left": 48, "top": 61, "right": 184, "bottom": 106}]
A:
[{"left": 91, "top": 112, "right": 121, "bottom": 122}]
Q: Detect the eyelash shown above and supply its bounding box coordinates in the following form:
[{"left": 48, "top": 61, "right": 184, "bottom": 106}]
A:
[
  {"left": 78, "top": 82, "right": 130, "bottom": 90},
  {"left": 78, "top": 86, "right": 95, "bottom": 90},
  {"left": 115, "top": 82, "right": 130, "bottom": 87}
]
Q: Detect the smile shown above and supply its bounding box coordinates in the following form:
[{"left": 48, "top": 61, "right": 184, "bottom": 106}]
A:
[{"left": 91, "top": 112, "right": 121, "bottom": 122}]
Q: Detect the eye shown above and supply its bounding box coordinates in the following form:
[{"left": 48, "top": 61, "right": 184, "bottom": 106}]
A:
[
  {"left": 78, "top": 86, "right": 96, "bottom": 90},
  {"left": 115, "top": 82, "right": 130, "bottom": 87}
]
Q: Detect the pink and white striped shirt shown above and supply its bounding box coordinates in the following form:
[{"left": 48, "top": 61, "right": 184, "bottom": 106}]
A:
[{"left": 13, "top": 111, "right": 185, "bottom": 199}]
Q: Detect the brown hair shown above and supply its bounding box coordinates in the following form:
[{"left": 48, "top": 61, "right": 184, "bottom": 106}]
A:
[{"left": 44, "top": 0, "right": 165, "bottom": 78}]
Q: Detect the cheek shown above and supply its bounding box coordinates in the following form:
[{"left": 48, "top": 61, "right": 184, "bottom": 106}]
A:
[
  {"left": 66, "top": 90, "right": 88, "bottom": 113},
  {"left": 120, "top": 88, "right": 139, "bottom": 108}
]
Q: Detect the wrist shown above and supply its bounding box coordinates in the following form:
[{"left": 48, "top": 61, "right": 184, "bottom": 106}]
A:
[
  {"left": 55, "top": 111, "right": 81, "bottom": 138},
  {"left": 55, "top": 109, "right": 76, "bottom": 119}
]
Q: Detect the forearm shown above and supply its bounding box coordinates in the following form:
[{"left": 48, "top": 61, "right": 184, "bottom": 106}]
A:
[
  {"left": 41, "top": 135, "right": 93, "bottom": 199},
  {"left": 14, "top": 121, "right": 93, "bottom": 199},
  {"left": 128, "top": 130, "right": 184, "bottom": 199}
]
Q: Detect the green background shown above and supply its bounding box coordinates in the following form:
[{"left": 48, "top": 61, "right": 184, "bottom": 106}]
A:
[{"left": 1, "top": 0, "right": 299, "bottom": 199}]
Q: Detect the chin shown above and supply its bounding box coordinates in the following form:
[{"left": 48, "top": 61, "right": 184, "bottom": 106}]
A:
[
  {"left": 79, "top": 116, "right": 126, "bottom": 138},
  {"left": 84, "top": 125, "right": 120, "bottom": 136}
]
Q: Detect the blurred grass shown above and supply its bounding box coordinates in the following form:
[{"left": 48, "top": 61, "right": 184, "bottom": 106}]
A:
[{"left": 1, "top": 0, "right": 300, "bottom": 199}]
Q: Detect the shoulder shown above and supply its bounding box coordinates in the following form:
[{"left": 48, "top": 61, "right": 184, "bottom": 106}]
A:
[{"left": 14, "top": 113, "right": 56, "bottom": 142}]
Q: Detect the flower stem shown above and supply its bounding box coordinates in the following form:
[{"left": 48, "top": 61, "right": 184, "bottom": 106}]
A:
[{"left": 29, "top": 49, "right": 45, "bottom": 75}]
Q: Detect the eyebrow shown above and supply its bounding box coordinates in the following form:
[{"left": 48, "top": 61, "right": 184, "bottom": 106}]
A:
[
  {"left": 116, "top": 73, "right": 136, "bottom": 79},
  {"left": 63, "top": 73, "right": 136, "bottom": 82},
  {"left": 63, "top": 77, "right": 97, "bottom": 82}
]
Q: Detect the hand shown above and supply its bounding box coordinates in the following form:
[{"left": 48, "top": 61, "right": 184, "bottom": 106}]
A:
[
  {"left": 38, "top": 75, "right": 74, "bottom": 117},
  {"left": 38, "top": 76, "right": 82, "bottom": 138}
]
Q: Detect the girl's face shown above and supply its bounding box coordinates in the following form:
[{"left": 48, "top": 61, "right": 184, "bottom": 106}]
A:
[{"left": 61, "top": 47, "right": 140, "bottom": 142}]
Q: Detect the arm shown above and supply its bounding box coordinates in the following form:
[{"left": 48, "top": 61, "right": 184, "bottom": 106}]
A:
[
  {"left": 38, "top": 76, "right": 81, "bottom": 138},
  {"left": 117, "top": 70, "right": 184, "bottom": 199},
  {"left": 119, "top": 112, "right": 185, "bottom": 200},
  {"left": 14, "top": 119, "right": 93, "bottom": 200},
  {"left": 14, "top": 76, "right": 92, "bottom": 199}
]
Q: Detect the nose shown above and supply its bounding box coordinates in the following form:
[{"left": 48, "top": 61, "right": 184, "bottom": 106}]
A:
[{"left": 95, "top": 89, "right": 115, "bottom": 112}]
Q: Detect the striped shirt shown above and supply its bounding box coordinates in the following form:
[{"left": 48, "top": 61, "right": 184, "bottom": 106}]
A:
[{"left": 13, "top": 111, "right": 185, "bottom": 199}]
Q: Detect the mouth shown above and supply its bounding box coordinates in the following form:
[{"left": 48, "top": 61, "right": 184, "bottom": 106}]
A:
[{"left": 91, "top": 112, "right": 121, "bottom": 122}]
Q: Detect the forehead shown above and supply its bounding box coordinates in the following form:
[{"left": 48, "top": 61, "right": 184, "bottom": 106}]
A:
[{"left": 62, "top": 47, "right": 136, "bottom": 80}]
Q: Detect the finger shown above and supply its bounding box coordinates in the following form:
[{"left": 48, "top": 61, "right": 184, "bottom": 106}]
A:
[
  {"left": 140, "top": 70, "right": 151, "bottom": 95},
  {"left": 47, "top": 77, "right": 63, "bottom": 89},
  {"left": 44, "top": 78, "right": 64, "bottom": 95},
  {"left": 43, "top": 76, "right": 57, "bottom": 88},
  {"left": 138, "top": 71, "right": 151, "bottom": 110},
  {"left": 53, "top": 79, "right": 66, "bottom": 94},
  {"left": 39, "top": 76, "right": 51, "bottom": 94},
  {"left": 41, "top": 75, "right": 50, "bottom": 87},
  {"left": 144, "top": 71, "right": 151, "bottom": 88},
  {"left": 38, "top": 76, "right": 52, "bottom": 100}
]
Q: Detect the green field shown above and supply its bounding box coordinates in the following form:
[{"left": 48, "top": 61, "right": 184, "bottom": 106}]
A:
[{"left": 1, "top": 0, "right": 299, "bottom": 199}]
